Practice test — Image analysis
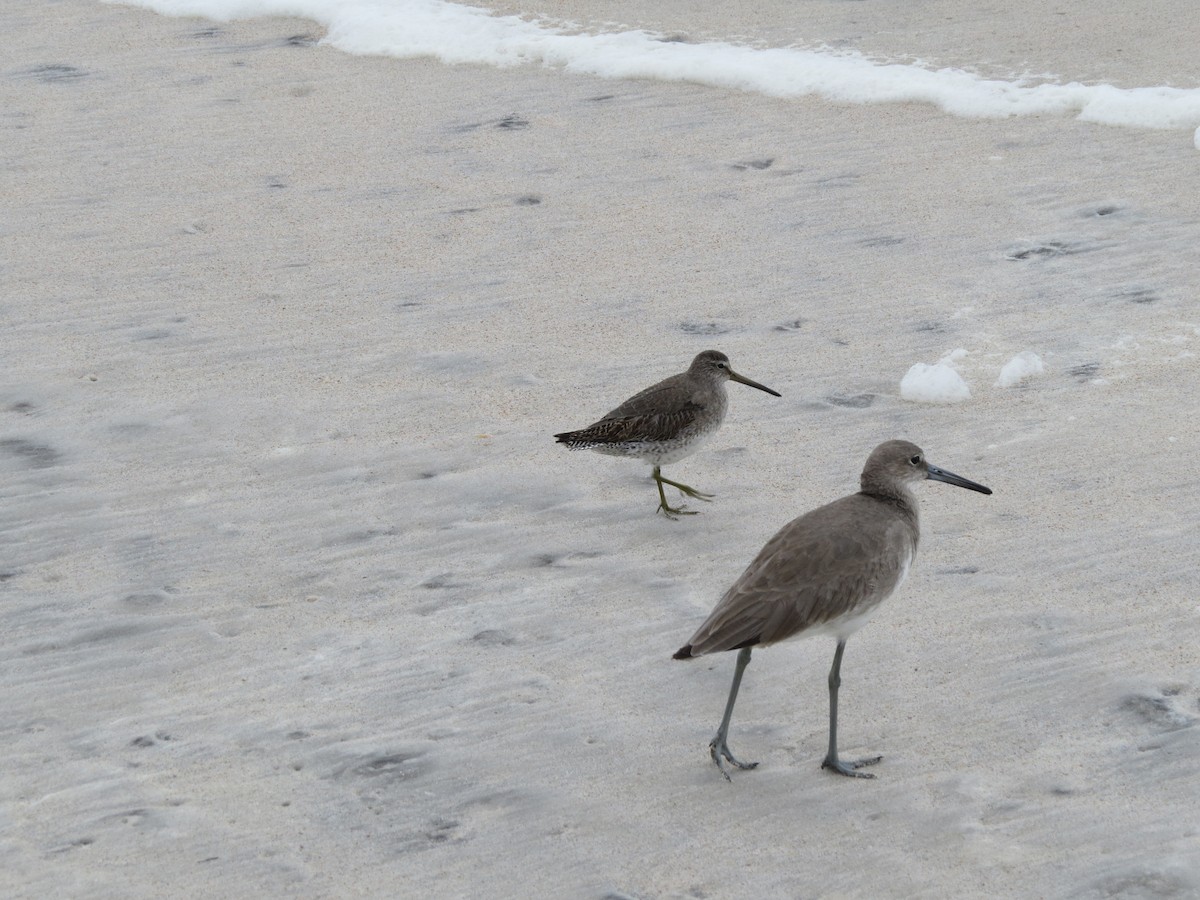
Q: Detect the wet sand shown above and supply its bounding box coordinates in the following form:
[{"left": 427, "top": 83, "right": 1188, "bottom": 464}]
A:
[
  {"left": 482, "top": 0, "right": 1200, "bottom": 87},
  {"left": 3, "top": 1, "right": 1200, "bottom": 896}
]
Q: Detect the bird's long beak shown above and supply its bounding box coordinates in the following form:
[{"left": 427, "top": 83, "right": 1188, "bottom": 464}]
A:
[
  {"left": 728, "top": 369, "right": 781, "bottom": 397},
  {"left": 927, "top": 464, "right": 992, "bottom": 495}
]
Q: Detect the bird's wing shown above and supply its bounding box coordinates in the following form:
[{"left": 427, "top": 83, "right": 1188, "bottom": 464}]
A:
[
  {"left": 578, "top": 403, "right": 704, "bottom": 445},
  {"left": 685, "top": 497, "right": 913, "bottom": 654},
  {"left": 600, "top": 373, "right": 694, "bottom": 420},
  {"left": 557, "top": 374, "right": 704, "bottom": 445}
]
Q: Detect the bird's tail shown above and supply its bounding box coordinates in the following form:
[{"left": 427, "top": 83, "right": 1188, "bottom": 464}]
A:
[
  {"left": 672, "top": 644, "right": 694, "bottom": 660},
  {"left": 555, "top": 432, "right": 605, "bottom": 451}
]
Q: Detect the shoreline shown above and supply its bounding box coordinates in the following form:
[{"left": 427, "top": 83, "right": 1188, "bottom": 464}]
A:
[{"left": 112, "top": 0, "right": 1200, "bottom": 140}]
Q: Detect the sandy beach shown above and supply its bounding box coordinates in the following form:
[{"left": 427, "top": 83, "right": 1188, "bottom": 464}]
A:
[{"left": 3, "top": 0, "right": 1200, "bottom": 896}]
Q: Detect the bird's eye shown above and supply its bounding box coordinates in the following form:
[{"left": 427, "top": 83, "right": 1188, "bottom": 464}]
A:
[
  {"left": 909, "top": 455, "right": 921, "bottom": 466},
  {"left": 717, "top": 362, "right": 728, "bottom": 369}
]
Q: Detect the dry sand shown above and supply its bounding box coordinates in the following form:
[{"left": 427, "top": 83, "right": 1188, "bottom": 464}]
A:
[{"left": 3, "top": 0, "right": 1200, "bottom": 897}]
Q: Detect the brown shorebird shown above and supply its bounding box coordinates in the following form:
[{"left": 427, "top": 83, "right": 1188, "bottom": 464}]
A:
[
  {"left": 554, "top": 350, "right": 780, "bottom": 517},
  {"left": 673, "top": 440, "right": 991, "bottom": 780}
]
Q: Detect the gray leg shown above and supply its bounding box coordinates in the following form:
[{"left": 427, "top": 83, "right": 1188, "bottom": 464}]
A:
[
  {"left": 821, "top": 639, "right": 882, "bottom": 778},
  {"left": 708, "top": 647, "right": 759, "bottom": 781},
  {"left": 653, "top": 466, "right": 699, "bottom": 517}
]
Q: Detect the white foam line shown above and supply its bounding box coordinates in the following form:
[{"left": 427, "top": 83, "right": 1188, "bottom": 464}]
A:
[{"left": 109, "top": 0, "right": 1200, "bottom": 135}]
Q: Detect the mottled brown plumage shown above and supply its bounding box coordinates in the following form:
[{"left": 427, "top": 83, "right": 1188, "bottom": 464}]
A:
[
  {"left": 555, "top": 350, "right": 780, "bottom": 517},
  {"left": 674, "top": 440, "right": 992, "bottom": 780},
  {"left": 558, "top": 400, "right": 706, "bottom": 449}
]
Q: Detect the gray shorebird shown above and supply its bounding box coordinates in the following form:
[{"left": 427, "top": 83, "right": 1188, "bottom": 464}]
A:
[
  {"left": 554, "top": 350, "right": 780, "bottom": 517},
  {"left": 673, "top": 440, "right": 991, "bottom": 780}
]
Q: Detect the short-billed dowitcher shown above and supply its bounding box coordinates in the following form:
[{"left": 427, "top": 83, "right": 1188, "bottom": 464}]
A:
[{"left": 554, "top": 350, "right": 780, "bottom": 518}]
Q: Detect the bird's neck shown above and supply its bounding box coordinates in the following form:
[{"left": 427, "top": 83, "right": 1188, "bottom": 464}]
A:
[
  {"left": 858, "top": 487, "right": 920, "bottom": 540},
  {"left": 697, "top": 382, "right": 728, "bottom": 414}
]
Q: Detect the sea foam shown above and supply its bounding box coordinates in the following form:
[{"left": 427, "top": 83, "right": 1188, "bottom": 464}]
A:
[
  {"left": 996, "top": 351, "right": 1045, "bottom": 388},
  {"left": 108, "top": 0, "right": 1200, "bottom": 139},
  {"left": 900, "top": 350, "right": 971, "bottom": 404}
]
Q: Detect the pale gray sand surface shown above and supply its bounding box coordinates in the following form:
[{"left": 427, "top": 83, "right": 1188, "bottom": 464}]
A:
[{"left": 3, "top": 1, "right": 1200, "bottom": 898}]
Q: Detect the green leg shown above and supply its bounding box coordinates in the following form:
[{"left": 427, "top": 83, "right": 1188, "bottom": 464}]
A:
[
  {"left": 821, "top": 639, "right": 882, "bottom": 778},
  {"left": 708, "top": 647, "right": 759, "bottom": 781},
  {"left": 653, "top": 466, "right": 699, "bottom": 517},
  {"left": 658, "top": 472, "right": 715, "bottom": 501}
]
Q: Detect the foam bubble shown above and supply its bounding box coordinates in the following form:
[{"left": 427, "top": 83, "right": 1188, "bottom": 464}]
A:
[
  {"left": 996, "top": 351, "right": 1045, "bottom": 388},
  {"left": 900, "top": 350, "right": 971, "bottom": 404}
]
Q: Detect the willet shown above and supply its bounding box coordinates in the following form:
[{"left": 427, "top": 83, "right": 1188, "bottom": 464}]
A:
[
  {"left": 673, "top": 439, "right": 991, "bottom": 780},
  {"left": 554, "top": 350, "right": 780, "bottom": 517}
]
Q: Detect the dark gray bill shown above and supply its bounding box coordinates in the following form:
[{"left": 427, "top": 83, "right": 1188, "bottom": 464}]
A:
[
  {"left": 927, "top": 463, "right": 992, "bottom": 495},
  {"left": 728, "top": 370, "right": 782, "bottom": 397}
]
